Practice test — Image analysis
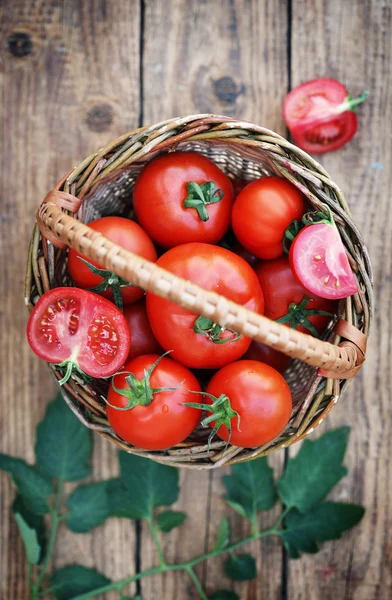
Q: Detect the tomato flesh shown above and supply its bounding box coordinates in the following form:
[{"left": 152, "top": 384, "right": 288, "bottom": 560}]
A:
[
  {"left": 106, "top": 354, "right": 202, "bottom": 450},
  {"left": 206, "top": 361, "right": 292, "bottom": 448},
  {"left": 283, "top": 78, "right": 359, "bottom": 154},
  {"left": 289, "top": 224, "right": 358, "bottom": 300},
  {"left": 27, "top": 288, "right": 131, "bottom": 378}
]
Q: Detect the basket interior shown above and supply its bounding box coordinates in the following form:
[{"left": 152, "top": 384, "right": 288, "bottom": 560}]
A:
[{"left": 49, "top": 140, "right": 339, "bottom": 460}]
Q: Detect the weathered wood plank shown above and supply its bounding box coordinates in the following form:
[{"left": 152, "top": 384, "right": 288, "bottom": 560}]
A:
[
  {"left": 288, "top": 1, "right": 392, "bottom": 599},
  {"left": 0, "top": 1, "right": 140, "bottom": 598},
  {"left": 141, "top": 1, "right": 288, "bottom": 598}
]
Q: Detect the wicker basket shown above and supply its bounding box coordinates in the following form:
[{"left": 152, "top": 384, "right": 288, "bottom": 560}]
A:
[{"left": 25, "top": 114, "right": 373, "bottom": 470}]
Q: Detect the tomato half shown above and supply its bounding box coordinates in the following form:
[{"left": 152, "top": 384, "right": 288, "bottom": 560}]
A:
[
  {"left": 123, "top": 300, "right": 163, "bottom": 361},
  {"left": 133, "top": 152, "right": 234, "bottom": 248},
  {"left": 195, "top": 361, "right": 292, "bottom": 448},
  {"left": 26, "top": 287, "right": 131, "bottom": 383},
  {"left": 255, "top": 256, "right": 336, "bottom": 336},
  {"left": 231, "top": 177, "right": 306, "bottom": 260},
  {"left": 289, "top": 223, "right": 358, "bottom": 300},
  {"left": 68, "top": 217, "right": 157, "bottom": 308},
  {"left": 244, "top": 342, "right": 291, "bottom": 374},
  {"left": 283, "top": 78, "right": 368, "bottom": 154},
  {"left": 146, "top": 243, "right": 264, "bottom": 369},
  {"left": 106, "top": 353, "right": 202, "bottom": 450}
]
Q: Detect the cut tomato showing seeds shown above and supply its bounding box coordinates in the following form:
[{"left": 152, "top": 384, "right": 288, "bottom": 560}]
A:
[
  {"left": 289, "top": 222, "right": 358, "bottom": 300},
  {"left": 26, "top": 287, "right": 131, "bottom": 384}
]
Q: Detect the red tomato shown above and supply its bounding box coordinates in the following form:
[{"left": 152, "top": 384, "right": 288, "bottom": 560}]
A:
[
  {"left": 68, "top": 217, "right": 157, "bottom": 308},
  {"left": 146, "top": 243, "right": 264, "bottom": 369},
  {"left": 289, "top": 222, "right": 358, "bottom": 300},
  {"left": 232, "top": 178, "right": 249, "bottom": 196},
  {"left": 255, "top": 256, "right": 336, "bottom": 336},
  {"left": 123, "top": 300, "right": 162, "bottom": 361},
  {"left": 26, "top": 288, "right": 130, "bottom": 383},
  {"left": 244, "top": 342, "right": 291, "bottom": 374},
  {"left": 283, "top": 78, "right": 368, "bottom": 154},
  {"left": 203, "top": 361, "right": 292, "bottom": 448},
  {"left": 232, "top": 177, "right": 306, "bottom": 260},
  {"left": 232, "top": 241, "right": 259, "bottom": 267},
  {"left": 106, "top": 353, "right": 202, "bottom": 450},
  {"left": 133, "top": 152, "right": 234, "bottom": 248}
]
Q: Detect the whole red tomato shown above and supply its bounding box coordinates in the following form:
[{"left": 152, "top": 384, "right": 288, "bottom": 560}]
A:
[
  {"left": 244, "top": 342, "right": 291, "bottom": 374},
  {"left": 255, "top": 255, "right": 336, "bottom": 337},
  {"left": 123, "top": 300, "right": 163, "bottom": 361},
  {"left": 146, "top": 243, "right": 264, "bottom": 369},
  {"left": 231, "top": 177, "right": 306, "bottom": 260},
  {"left": 283, "top": 78, "right": 368, "bottom": 154},
  {"left": 187, "top": 360, "right": 292, "bottom": 448},
  {"left": 133, "top": 152, "right": 234, "bottom": 248},
  {"left": 68, "top": 217, "right": 157, "bottom": 309},
  {"left": 26, "top": 287, "right": 131, "bottom": 384},
  {"left": 106, "top": 353, "right": 202, "bottom": 450}
]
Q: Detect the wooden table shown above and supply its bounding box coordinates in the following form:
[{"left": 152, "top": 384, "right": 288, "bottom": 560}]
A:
[{"left": 0, "top": 1, "right": 391, "bottom": 598}]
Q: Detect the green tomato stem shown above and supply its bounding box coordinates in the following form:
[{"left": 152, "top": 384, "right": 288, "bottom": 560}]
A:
[
  {"left": 147, "top": 517, "right": 167, "bottom": 568},
  {"left": 30, "top": 479, "right": 64, "bottom": 599},
  {"left": 184, "top": 566, "right": 208, "bottom": 600}
]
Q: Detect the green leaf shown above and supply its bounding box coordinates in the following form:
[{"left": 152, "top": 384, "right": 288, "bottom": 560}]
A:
[
  {"left": 280, "top": 502, "right": 365, "bottom": 559},
  {"left": 109, "top": 452, "right": 179, "bottom": 519},
  {"left": 210, "top": 591, "right": 240, "bottom": 600},
  {"left": 213, "top": 518, "right": 230, "bottom": 551},
  {"left": 223, "top": 457, "right": 276, "bottom": 520},
  {"left": 51, "top": 565, "right": 110, "bottom": 600},
  {"left": 35, "top": 395, "right": 92, "bottom": 482},
  {"left": 14, "top": 512, "right": 41, "bottom": 564},
  {"left": 223, "top": 553, "right": 257, "bottom": 581},
  {"left": 0, "top": 453, "right": 53, "bottom": 514},
  {"left": 277, "top": 428, "right": 350, "bottom": 513},
  {"left": 12, "top": 496, "right": 46, "bottom": 563},
  {"left": 156, "top": 510, "right": 187, "bottom": 533},
  {"left": 65, "top": 481, "right": 112, "bottom": 533}
]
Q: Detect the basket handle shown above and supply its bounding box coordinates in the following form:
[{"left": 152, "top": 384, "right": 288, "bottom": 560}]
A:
[{"left": 36, "top": 190, "right": 366, "bottom": 379}]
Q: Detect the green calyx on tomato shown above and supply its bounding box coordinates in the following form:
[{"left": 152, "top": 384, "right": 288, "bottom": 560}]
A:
[
  {"left": 276, "top": 296, "right": 334, "bottom": 338},
  {"left": 183, "top": 181, "right": 224, "bottom": 221},
  {"left": 193, "top": 316, "right": 242, "bottom": 344},
  {"left": 56, "top": 350, "right": 93, "bottom": 386},
  {"left": 184, "top": 392, "right": 240, "bottom": 450},
  {"left": 283, "top": 204, "right": 336, "bottom": 254},
  {"left": 107, "top": 352, "right": 182, "bottom": 410},
  {"left": 77, "top": 257, "right": 138, "bottom": 311}
]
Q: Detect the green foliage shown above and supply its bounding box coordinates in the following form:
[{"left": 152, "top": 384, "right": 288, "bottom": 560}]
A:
[
  {"left": 51, "top": 565, "right": 111, "bottom": 600},
  {"left": 0, "top": 454, "right": 53, "bottom": 514},
  {"left": 156, "top": 510, "right": 187, "bottom": 533},
  {"left": 223, "top": 554, "right": 257, "bottom": 581},
  {"left": 210, "top": 591, "right": 240, "bottom": 600},
  {"left": 35, "top": 395, "right": 91, "bottom": 481},
  {"left": 14, "top": 512, "right": 41, "bottom": 565},
  {"left": 281, "top": 502, "right": 365, "bottom": 558},
  {"left": 108, "top": 452, "right": 179, "bottom": 519},
  {"left": 12, "top": 496, "right": 46, "bottom": 563},
  {"left": 223, "top": 457, "right": 276, "bottom": 520},
  {"left": 213, "top": 518, "right": 230, "bottom": 552},
  {"left": 65, "top": 481, "right": 112, "bottom": 533},
  {"left": 278, "top": 428, "right": 350, "bottom": 512}
]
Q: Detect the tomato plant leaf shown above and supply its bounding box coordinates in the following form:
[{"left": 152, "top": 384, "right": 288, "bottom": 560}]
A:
[
  {"left": 12, "top": 496, "right": 46, "bottom": 562},
  {"left": 0, "top": 453, "right": 53, "bottom": 514},
  {"left": 223, "top": 553, "right": 257, "bottom": 581},
  {"left": 277, "top": 428, "right": 350, "bottom": 513},
  {"left": 280, "top": 502, "right": 365, "bottom": 558},
  {"left": 156, "top": 510, "right": 187, "bottom": 532},
  {"left": 65, "top": 481, "right": 113, "bottom": 533},
  {"left": 35, "top": 395, "right": 92, "bottom": 482},
  {"left": 209, "top": 591, "right": 240, "bottom": 600},
  {"left": 108, "top": 452, "right": 179, "bottom": 519},
  {"left": 14, "top": 512, "right": 41, "bottom": 565},
  {"left": 213, "top": 518, "right": 230, "bottom": 552},
  {"left": 223, "top": 457, "right": 276, "bottom": 520},
  {"left": 50, "top": 565, "right": 111, "bottom": 600}
]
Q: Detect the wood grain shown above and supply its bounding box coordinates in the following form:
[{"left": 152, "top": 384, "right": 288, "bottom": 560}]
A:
[
  {"left": 0, "top": 1, "right": 140, "bottom": 599},
  {"left": 288, "top": 1, "right": 392, "bottom": 599},
  {"left": 0, "top": 0, "right": 391, "bottom": 599},
  {"left": 141, "top": 1, "right": 287, "bottom": 598}
]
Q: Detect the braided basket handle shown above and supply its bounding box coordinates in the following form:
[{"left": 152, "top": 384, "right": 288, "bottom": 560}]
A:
[{"left": 37, "top": 189, "right": 366, "bottom": 379}]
